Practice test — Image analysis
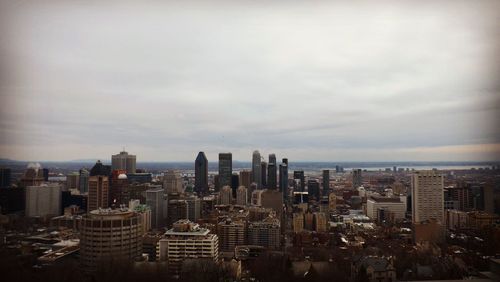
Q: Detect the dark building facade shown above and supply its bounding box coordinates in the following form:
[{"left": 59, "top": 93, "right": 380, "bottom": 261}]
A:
[
  {"left": 0, "top": 168, "right": 11, "bottom": 188},
  {"left": 0, "top": 187, "right": 25, "bottom": 214},
  {"left": 293, "top": 171, "right": 305, "bottom": 192},
  {"left": 322, "top": 170, "right": 330, "bottom": 197},
  {"left": 195, "top": 152, "right": 208, "bottom": 194},
  {"left": 218, "top": 153, "right": 232, "bottom": 191},
  {"left": 308, "top": 180, "right": 320, "bottom": 202},
  {"left": 267, "top": 154, "right": 277, "bottom": 190}
]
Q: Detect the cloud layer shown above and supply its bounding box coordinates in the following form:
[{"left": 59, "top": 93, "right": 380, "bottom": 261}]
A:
[{"left": 1, "top": 0, "right": 499, "bottom": 161}]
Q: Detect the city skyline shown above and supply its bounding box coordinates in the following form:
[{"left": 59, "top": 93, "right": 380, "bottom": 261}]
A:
[{"left": 1, "top": 0, "right": 500, "bottom": 162}]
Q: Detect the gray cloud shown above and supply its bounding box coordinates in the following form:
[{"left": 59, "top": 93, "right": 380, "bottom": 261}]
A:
[{"left": 0, "top": 0, "right": 499, "bottom": 161}]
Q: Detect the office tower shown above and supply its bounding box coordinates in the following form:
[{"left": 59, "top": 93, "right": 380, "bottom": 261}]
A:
[
  {"left": 231, "top": 173, "right": 239, "bottom": 197},
  {"left": 145, "top": 187, "right": 166, "bottom": 229},
  {"left": 80, "top": 209, "right": 142, "bottom": 269},
  {"left": 236, "top": 186, "right": 248, "bottom": 206},
  {"left": 313, "top": 212, "right": 327, "bottom": 232},
  {"left": 260, "top": 162, "right": 267, "bottom": 188},
  {"left": 88, "top": 175, "right": 109, "bottom": 212},
  {"left": 168, "top": 199, "right": 188, "bottom": 226},
  {"left": 127, "top": 172, "right": 152, "bottom": 184},
  {"left": 186, "top": 196, "right": 201, "bottom": 222},
  {"left": 0, "top": 168, "right": 11, "bottom": 188},
  {"left": 90, "top": 160, "right": 111, "bottom": 177},
  {"left": 307, "top": 179, "right": 320, "bottom": 202},
  {"left": 129, "top": 200, "right": 152, "bottom": 234},
  {"left": 352, "top": 169, "right": 363, "bottom": 189},
  {"left": 335, "top": 165, "right": 340, "bottom": 173},
  {"left": 412, "top": 171, "right": 444, "bottom": 223},
  {"left": 279, "top": 162, "right": 288, "bottom": 195},
  {"left": 282, "top": 158, "right": 288, "bottom": 165},
  {"left": 25, "top": 184, "right": 61, "bottom": 217},
  {"left": 163, "top": 170, "right": 183, "bottom": 194},
  {"left": 218, "top": 153, "right": 232, "bottom": 190},
  {"left": 239, "top": 170, "right": 252, "bottom": 189},
  {"left": 322, "top": 170, "right": 329, "bottom": 197},
  {"left": 267, "top": 154, "right": 277, "bottom": 190},
  {"left": 217, "top": 218, "right": 246, "bottom": 252},
  {"left": 109, "top": 170, "right": 129, "bottom": 206},
  {"left": 158, "top": 220, "right": 219, "bottom": 274},
  {"left": 248, "top": 216, "right": 280, "bottom": 249},
  {"left": 293, "top": 171, "right": 305, "bottom": 192},
  {"left": 42, "top": 168, "right": 49, "bottom": 181},
  {"left": 252, "top": 150, "right": 262, "bottom": 189},
  {"left": 66, "top": 172, "right": 79, "bottom": 190},
  {"left": 79, "top": 168, "right": 89, "bottom": 194},
  {"left": 219, "top": 186, "right": 232, "bottom": 205},
  {"left": 20, "top": 163, "right": 45, "bottom": 187},
  {"left": 111, "top": 150, "right": 136, "bottom": 174},
  {"left": 194, "top": 152, "right": 208, "bottom": 195}
]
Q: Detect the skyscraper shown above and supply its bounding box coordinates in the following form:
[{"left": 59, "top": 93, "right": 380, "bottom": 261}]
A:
[
  {"left": 20, "top": 163, "right": 45, "bottom": 187},
  {"left": 88, "top": 175, "right": 109, "bottom": 211},
  {"left": 322, "top": 170, "right": 330, "bottom": 197},
  {"left": 219, "top": 186, "right": 232, "bottom": 205},
  {"left": 111, "top": 150, "right": 136, "bottom": 174},
  {"left": 236, "top": 186, "right": 248, "bottom": 206},
  {"left": 352, "top": 169, "right": 363, "bottom": 189},
  {"left": 194, "top": 152, "right": 208, "bottom": 195},
  {"left": 307, "top": 179, "right": 320, "bottom": 202},
  {"left": 218, "top": 153, "right": 232, "bottom": 190},
  {"left": 109, "top": 170, "right": 129, "bottom": 206},
  {"left": 279, "top": 162, "right": 288, "bottom": 197},
  {"left": 261, "top": 161, "right": 267, "bottom": 188},
  {"left": 412, "top": 170, "right": 444, "bottom": 223},
  {"left": 79, "top": 168, "right": 89, "bottom": 194},
  {"left": 239, "top": 170, "right": 252, "bottom": 189},
  {"left": 163, "top": 170, "right": 183, "bottom": 194},
  {"left": 145, "top": 187, "right": 166, "bottom": 229},
  {"left": 252, "top": 150, "right": 262, "bottom": 189},
  {"left": 25, "top": 184, "right": 61, "bottom": 217},
  {"left": 293, "top": 171, "right": 305, "bottom": 192},
  {"left": 267, "top": 154, "right": 277, "bottom": 190}
]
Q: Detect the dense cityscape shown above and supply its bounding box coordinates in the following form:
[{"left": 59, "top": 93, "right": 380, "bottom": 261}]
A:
[{"left": 0, "top": 151, "right": 499, "bottom": 281}]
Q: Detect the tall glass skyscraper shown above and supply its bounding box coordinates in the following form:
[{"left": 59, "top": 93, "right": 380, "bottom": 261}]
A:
[
  {"left": 252, "top": 150, "right": 261, "bottom": 189},
  {"left": 195, "top": 152, "right": 208, "bottom": 194},
  {"left": 218, "top": 153, "right": 232, "bottom": 191}
]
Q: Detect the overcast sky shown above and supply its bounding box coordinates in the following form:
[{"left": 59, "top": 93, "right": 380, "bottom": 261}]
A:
[{"left": 1, "top": 0, "right": 499, "bottom": 162}]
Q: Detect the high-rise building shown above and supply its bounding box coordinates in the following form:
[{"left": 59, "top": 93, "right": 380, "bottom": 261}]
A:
[
  {"left": 186, "top": 195, "right": 201, "bottom": 222},
  {"left": 231, "top": 173, "right": 239, "bottom": 197},
  {"left": 239, "top": 170, "right": 252, "bottom": 189},
  {"left": 236, "top": 186, "right": 248, "bottom": 206},
  {"left": 218, "top": 153, "right": 232, "bottom": 190},
  {"left": 163, "top": 170, "right": 183, "bottom": 194},
  {"left": 293, "top": 213, "right": 304, "bottom": 233},
  {"left": 80, "top": 208, "right": 142, "bottom": 269},
  {"left": 109, "top": 170, "right": 129, "bottom": 206},
  {"left": 252, "top": 150, "right": 262, "bottom": 189},
  {"left": 267, "top": 154, "right": 277, "bottom": 190},
  {"left": 322, "top": 170, "right": 330, "bottom": 197},
  {"left": 260, "top": 161, "right": 267, "bottom": 188},
  {"left": 219, "top": 186, "right": 232, "bottom": 205},
  {"left": 158, "top": 220, "right": 219, "bottom": 274},
  {"left": 25, "top": 184, "right": 61, "bottom": 217},
  {"left": 66, "top": 172, "right": 79, "bottom": 190},
  {"left": 111, "top": 150, "right": 136, "bottom": 174},
  {"left": 412, "top": 171, "right": 444, "bottom": 223},
  {"left": 329, "top": 193, "right": 337, "bottom": 212},
  {"left": 248, "top": 216, "right": 280, "bottom": 249},
  {"left": 0, "top": 168, "right": 11, "bottom": 188},
  {"left": 217, "top": 218, "right": 246, "bottom": 252},
  {"left": 352, "top": 169, "right": 363, "bottom": 189},
  {"left": 20, "top": 163, "right": 45, "bottom": 187},
  {"left": 146, "top": 187, "right": 166, "bottom": 229},
  {"left": 90, "top": 160, "right": 111, "bottom": 177},
  {"left": 79, "top": 168, "right": 89, "bottom": 194},
  {"left": 279, "top": 162, "right": 288, "bottom": 193},
  {"left": 194, "top": 152, "right": 208, "bottom": 195},
  {"left": 293, "top": 171, "right": 305, "bottom": 192},
  {"left": 167, "top": 199, "right": 188, "bottom": 226},
  {"left": 307, "top": 179, "right": 320, "bottom": 202},
  {"left": 88, "top": 175, "right": 109, "bottom": 212}
]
